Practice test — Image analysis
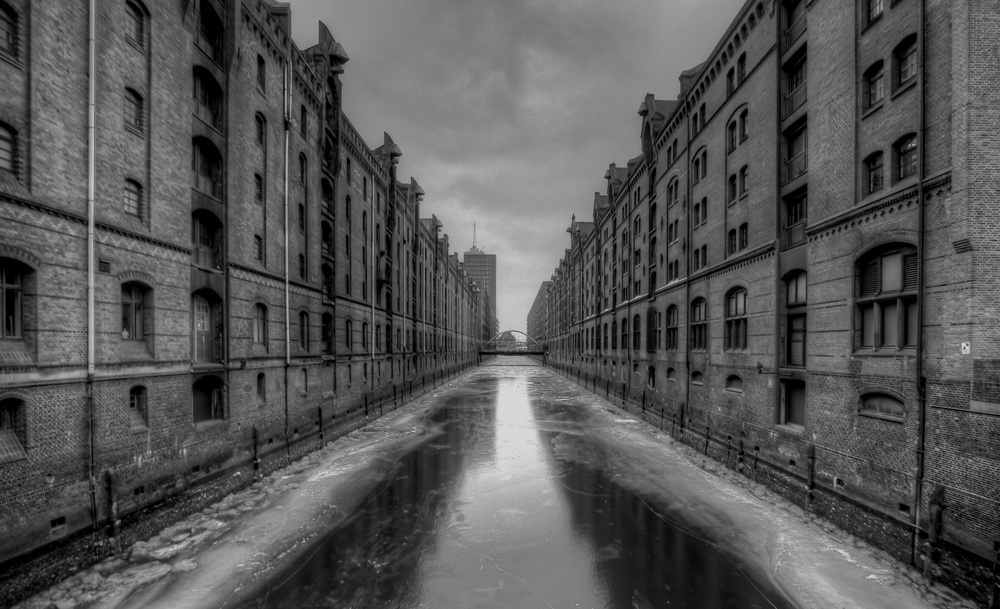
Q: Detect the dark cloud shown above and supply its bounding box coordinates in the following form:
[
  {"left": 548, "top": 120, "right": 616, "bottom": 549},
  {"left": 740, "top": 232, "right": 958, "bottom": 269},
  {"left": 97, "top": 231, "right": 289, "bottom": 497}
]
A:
[{"left": 289, "top": 0, "right": 737, "bottom": 330}]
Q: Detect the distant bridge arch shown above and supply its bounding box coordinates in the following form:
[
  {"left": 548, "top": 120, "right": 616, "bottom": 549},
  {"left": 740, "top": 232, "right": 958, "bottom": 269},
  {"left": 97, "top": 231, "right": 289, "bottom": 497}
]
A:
[{"left": 479, "top": 330, "right": 546, "bottom": 357}]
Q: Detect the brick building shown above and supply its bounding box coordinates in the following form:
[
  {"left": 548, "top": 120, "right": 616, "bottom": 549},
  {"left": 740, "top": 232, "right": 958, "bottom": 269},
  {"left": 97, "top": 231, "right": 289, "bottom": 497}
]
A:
[
  {"left": 0, "top": 0, "right": 484, "bottom": 565},
  {"left": 535, "top": 0, "right": 1000, "bottom": 602}
]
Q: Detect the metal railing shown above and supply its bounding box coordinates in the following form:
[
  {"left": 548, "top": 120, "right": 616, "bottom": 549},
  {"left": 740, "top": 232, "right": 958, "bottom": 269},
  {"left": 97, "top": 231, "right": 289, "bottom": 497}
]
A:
[
  {"left": 783, "top": 221, "right": 807, "bottom": 249},
  {"left": 783, "top": 15, "right": 806, "bottom": 51},
  {"left": 783, "top": 83, "right": 807, "bottom": 118},
  {"left": 783, "top": 152, "right": 808, "bottom": 184}
]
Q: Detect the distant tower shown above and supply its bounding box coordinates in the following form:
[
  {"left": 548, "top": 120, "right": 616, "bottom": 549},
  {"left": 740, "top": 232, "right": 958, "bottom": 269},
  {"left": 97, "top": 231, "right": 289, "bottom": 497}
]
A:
[{"left": 463, "top": 232, "right": 498, "bottom": 330}]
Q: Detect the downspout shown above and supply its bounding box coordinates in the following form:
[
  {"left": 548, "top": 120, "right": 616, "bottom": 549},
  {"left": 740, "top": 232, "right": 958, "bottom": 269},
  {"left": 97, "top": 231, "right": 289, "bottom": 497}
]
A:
[
  {"left": 370, "top": 182, "right": 375, "bottom": 391},
  {"left": 910, "top": 0, "right": 928, "bottom": 568},
  {"left": 86, "top": 0, "right": 98, "bottom": 530},
  {"left": 282, "top": 60, "right": 291, "bottom": 455},
  {"left": 682, "top": 108, "right": 693, "bottom": 434}
]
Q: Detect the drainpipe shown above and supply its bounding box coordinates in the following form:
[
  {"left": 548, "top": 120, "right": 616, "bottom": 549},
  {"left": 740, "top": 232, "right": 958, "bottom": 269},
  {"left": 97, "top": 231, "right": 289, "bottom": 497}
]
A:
[
  {"left": 910, "top": 0, "right": 928, "bottom": 568},
  {"left": 370, "top": 181, "right": 375, "bottom": 391},
  {"left": 86, "top": 0, "right": 98, "bottom": 530},
  {"left": 282, "top": 61, "right": 291, "bottom": 454},
  {"left": 682, "top": 108, "right": 693, "bottom": 434}
]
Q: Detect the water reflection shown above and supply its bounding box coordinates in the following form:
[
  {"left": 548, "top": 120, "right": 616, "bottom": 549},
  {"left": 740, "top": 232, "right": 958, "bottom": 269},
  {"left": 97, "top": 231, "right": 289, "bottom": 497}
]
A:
[{"left": 241, "top": 366, "right": 793, "bottom": 608}]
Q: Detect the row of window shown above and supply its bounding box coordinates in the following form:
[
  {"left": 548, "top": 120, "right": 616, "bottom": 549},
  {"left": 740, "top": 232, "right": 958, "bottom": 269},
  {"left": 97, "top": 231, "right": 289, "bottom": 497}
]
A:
[
  {"left": 863, "top": 134, "right": 917, "bottom": 195},
  {"left": 572, "top": 243, "right": 917, "bottom": 357}
]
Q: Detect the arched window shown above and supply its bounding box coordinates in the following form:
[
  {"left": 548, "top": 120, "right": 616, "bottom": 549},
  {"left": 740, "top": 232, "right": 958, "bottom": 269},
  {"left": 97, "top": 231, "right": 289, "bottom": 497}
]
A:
[
  {"left": 322, "top": 313, "right": 334, "bottom": 355},
  {"left": 129, "top": 386, "right": 148, "bottom": 429},
  {"left": 257, "top": 372, "right": 266, "bottom": 402},
  {"left": 690, "top": 298, "right": 707, "bottom": 350},
  {"left": 322, "top": 264, "right": 334, "bottom": 300},
  {"left": 1, "top": 259, "right": 26, "bottom": 339},
  {"left": 666, "top": 367, "right": 676, "bottom": 381},
  {"left": 256, "top": 54, "right": 266, "bottom": 90},
  {"left": 728, "top": 121, "right": 738, "bottom": 152},
  {"left": 192, "top": 211, "right": 222, "bottom": 270},
  {"left": 893, "top": 34, "right": 918, "bottom": 90},
  {"left": 620, "top": 317, "right": 628, "bottom": 351},
  {"left": 895, "top": 134, "right": 917, "bottom": 180},
  {"left": 124, "top": 89, "right": 144, "bottom": 131},
  {"left": 739, "top": 223, "right": 748, "bottom": 250},
  {"left": 193, "top": 68, "right": 223, "bottom": 129},
  {"left": 865, "top": 151, "right": 884, "bottom": 194},
  {"left": 726, "top": 375, "right": 744, "bottom": 393},
  {"left": 647, "top": 366, "right": 656, "bottom": 388},
  {"left": 611, "top": 320, "right": 617, "bottom": 350},
  {"left": 255, "top": 113, "right": 266, "bottom": 147},
  {"left": 860, "top": 392, "right": 905, "bottom": 419},
  {"left": 191, "top": 138, "right": 222, "bottom": 198},
  {"left": 665, "top": 306, "right": 678, "bottom": 350},
  {"left": 362, "top": 321, "right": 369, "bottom": 352},
  {"left": 299, "top": 311, "right": 309, "bottom": 351},
  {"left": 121, "top": 282, "right": 147, "bottom": 340},
  {"left": 632, "top": 314, "right": 640, "bottom": 351},
  {"left": 253, "top": 303, "right": 267, "bottom": 345},
  {"left": 863, "top": 61, "right": 884, "bottom": 110},
  {"left": 124, "top": 2, "right": 145, "bottom": 50},
  {"left": 197, "top": 1, "right": 223, "bottom": 64},
  {"left": 192, "top": 290, "right": 222, "bottom": 363},
  {"left": 691, "top": 371, "right": 704, "bottom": 385},
  {"left": 0, "top": 122, "right": 16, "bottom": 173},
  {"left": 345, "top": 318, "right": 353, "bottom": 351},
  {"left": 603, "top": 323, "right": 608, "bottom": 350},
  {"left": 856, "top": 245, "right": 918, "bottom": 351},
  {"left": 739, "top": 109, "right": 749, "bottom": 141},
  {"left": 728, "top": 229, "right": 737, "bottom": 255},
  {"left": 725, "top": 289, "right": 747, "bottom": 351},
  {"left": 123, "top": 179, "right": 143, "bottom": 217}
]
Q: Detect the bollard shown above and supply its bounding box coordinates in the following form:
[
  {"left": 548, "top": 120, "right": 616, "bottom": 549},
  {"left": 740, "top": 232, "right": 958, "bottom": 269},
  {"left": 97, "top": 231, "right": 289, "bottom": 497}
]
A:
[
  {"left": 737, "top": 439, "right": 745, "bottom": 472},
  {"left": 703, "top": 426, "right": 710, "bottom": 455},
  {"left": 317, "top": 406, "right": 324, "bottom": 443},
  {"left": 252, "top": 425, "right": 260, "bottom": 472},
  {"left": 753, "top": 445, "right": 760, "bottom": 479},
  {"left": 726, "top": 435, "right": 732, "bottom": 464}
]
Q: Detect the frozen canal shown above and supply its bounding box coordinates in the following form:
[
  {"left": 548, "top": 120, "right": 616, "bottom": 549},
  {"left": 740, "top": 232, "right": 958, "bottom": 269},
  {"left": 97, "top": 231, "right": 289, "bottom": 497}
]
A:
[{"left": 20, "top": 357, "right": 973, "bottom": 609}]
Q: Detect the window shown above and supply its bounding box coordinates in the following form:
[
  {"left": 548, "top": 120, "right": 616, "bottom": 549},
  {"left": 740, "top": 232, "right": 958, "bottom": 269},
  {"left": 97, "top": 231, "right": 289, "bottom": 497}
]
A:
[
  {"left": 700, "top": 151, "right": 707, "bottom": 178},
  {"left": 725, "top": 289, "right": 747, "bottom": 351},
  {"left": 856, "top": 246, "right": 918, "bottom": 351},
  {"left": 198, "top": 2, "right": 223, "bottom": 64},
  {"left": 129, "top": 386, "right": 148, "bottom": 429},
  {"left": 632, "top": 314, "right": 640, "bottom": 351},
  {"left": 192, "top": 376, "right": 224, "bottom": 423},
  {"left": 298, "top": 254, "right": 305, "bottom": 279},
  {"left": 780, "top": 380, "right": 806, "bottom": 428},
  {"left": 193, "top": 68, "right": 223, "bottom": 129},
  {"left": 300, "top": 105, "right": 307, "bottom": 137},
  {"left": 784, "top": 125, "right": 807, "bottom": 183},
  {"left": 0, "top": 123, "right": 15, "bottom": 173},
  {"left": 867, "top": 0, "right": 883, "bottom": 24},
  {"left": 895, "top": 36, "right": 917, "bottom": 88},
  {"left": 737, "top": 54, "right": 747, "bottom": 84},
  {"left": 299, "top": 311, "right": 309, "bottom": 351},
  {"left": 691, "top": 298, "right": 707, "bottom": 350},
  {"left": 192, "top": 212, "right": 221, "bottom": 269},
  {"left": 647, "top": 366, "right": 656, "bottom": 388},
  {"left": 124, "top": 89, "right": 144, "bottom": 132},
  {"left": 0, "top": 261, "right": 22, "bottom": 339},
  {"left": 739, "top": 223, "right": 748, "bottom": 250},
  {"left": 603, "top": 323, "right": 608, "bottom": 350},
  {"left": 362, "top": 321, "right": 369, "bottom": 352},
  {"left": 121, "top": 282, "right": 146, "bottom": 340},
  {"left": 299, "top": 154, "right": 307, "bottom": 184},
  {"left": 726, "top": 375, "right": 744, "bottom": 393},
  {"left": 192, "top": 138, "right": 222, "bottom": 198},
  {"left": 728, "top": 230, "right": 737, "bottom": 255},
  {"left": 896, "top": 135, "right": 917, "bottom": 180},
  {"left": 255, "top": 114, "right": 266, "bottom": 146},
  {"left": 254, "top": 235, "right": 264, "bottom": 262},
  {"left": 253, "top": 304, "right": 267, "bottom": 345},
  {"left": 691, "top": 371, "right": 704, "bottom": 385},
  {"left": 124, "top": 2, "right": 144, "bottom": 49},
  {"left": 298, "top": 204, "right": 305, "bottom": 232},
  {"left": 123, "top": 180, "right": 143, "bottom": 217},
  {"left": 860, "top": 392, "right": 904, "bottom": 419},
  {"left": 0, "top": 398, "right": 26, "bottom": 462},
  {"left": 864, "top": 152, "right": 883, "bottom": 194},
  {"left": 739, "top": 109, "right": 749, "bottom": 141},
  {"left": 728, "top": 122, "right": 738, "bottom": 152},
  {"left": 611, "top": 320, "right": 617, "bottom": 350},
  {"left": 345, "top": 318, "right": 353, "bottom": 351},
  {"left": 785, "top": 271, "right": 807, "bottom": 367},
  {"left": 257, "top": 373, "right": 266, "bottom": 402},
  {"left": 192, "top": 291, "right": 222, "bottom": 363},
  {"left": 864, "top": 62, "right": 884, "bottom": 110},
  {"left": 739, "top": 166, "right": 748, "bottom": 196},
  {"left": 726, "top": 68, "right": 735, "bottom": 96},
  {"left": 728, "top": 175, "right": 738, "bottom": 203},
  {"left": 667, "top": 367, "right": 676, "bottom": 382},
  {"left": 621, "top": 317, "right": 628, "bottom": 351},
  {"left": 666, "top": 305, "right": 678, "bottom": 350},
  {"left": 257, "top": 54, "right": 266, "bottom": 91}
]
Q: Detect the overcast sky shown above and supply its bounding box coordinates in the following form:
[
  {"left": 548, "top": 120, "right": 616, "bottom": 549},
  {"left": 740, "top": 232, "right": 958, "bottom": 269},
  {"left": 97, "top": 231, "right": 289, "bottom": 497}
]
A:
[{"left": 289, "top": 0, "right": 740, "bottom": 333}]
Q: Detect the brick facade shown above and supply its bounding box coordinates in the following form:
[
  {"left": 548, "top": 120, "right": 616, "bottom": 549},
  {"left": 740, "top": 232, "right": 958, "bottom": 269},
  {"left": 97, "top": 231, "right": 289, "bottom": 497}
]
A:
[
  {"left": 536, "top": 1, "right": 1000, "bottom": 604},
  {"left": 0, "top": 0, "right": 484, "bottom": 567}
]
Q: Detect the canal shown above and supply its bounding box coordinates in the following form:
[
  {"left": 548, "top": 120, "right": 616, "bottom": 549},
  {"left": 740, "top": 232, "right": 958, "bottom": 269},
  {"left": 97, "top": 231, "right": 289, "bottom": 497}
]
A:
[{"left": 239, "top": 357, "right": 794, "bottom": 608}]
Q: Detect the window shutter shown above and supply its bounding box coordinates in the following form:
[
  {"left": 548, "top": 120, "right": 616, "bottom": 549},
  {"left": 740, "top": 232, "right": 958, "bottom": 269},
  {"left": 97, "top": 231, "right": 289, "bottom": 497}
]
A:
[
  {"left": 860, "top": 259, "right": 879, "bottom": 297},
  {"left": 903, "top": 252, "right": 918, "bottom": 291}
]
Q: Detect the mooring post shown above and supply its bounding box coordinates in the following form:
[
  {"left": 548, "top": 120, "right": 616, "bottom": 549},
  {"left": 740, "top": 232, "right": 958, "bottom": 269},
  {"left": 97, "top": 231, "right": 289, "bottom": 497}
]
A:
[{"left": 252, "top": 425, "right": 260, "bottom": 472}]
